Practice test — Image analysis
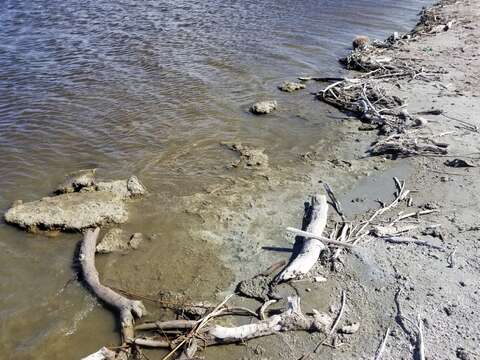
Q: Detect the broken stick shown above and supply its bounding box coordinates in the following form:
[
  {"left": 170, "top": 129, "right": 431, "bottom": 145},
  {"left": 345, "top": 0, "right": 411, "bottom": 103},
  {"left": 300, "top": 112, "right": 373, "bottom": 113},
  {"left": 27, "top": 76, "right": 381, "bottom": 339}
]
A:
[{"left": 286, "top": 228, "right": 354, "bottom": 248}]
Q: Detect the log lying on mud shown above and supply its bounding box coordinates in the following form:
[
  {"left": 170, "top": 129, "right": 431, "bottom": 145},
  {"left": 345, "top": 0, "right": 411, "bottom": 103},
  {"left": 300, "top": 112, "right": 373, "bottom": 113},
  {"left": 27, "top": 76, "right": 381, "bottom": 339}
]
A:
[
  {"left": 80, "top": 228, "right": 146, "bottom": 359},
  {"left": 134, "top": 296, "right": 332, "bottom": 358},
  {"left": 275, "top": 195, "right": 328, "bottom": 282}
]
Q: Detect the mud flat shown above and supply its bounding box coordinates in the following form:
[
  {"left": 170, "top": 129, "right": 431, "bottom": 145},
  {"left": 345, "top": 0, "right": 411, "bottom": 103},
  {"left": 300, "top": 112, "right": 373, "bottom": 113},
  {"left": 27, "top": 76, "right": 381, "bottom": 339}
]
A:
[
  {"left": 5, "top": 1, "right": 480, "bottom": 359},
  {"left": 167, "top": 0, "right": 480, "bottom": 359}
]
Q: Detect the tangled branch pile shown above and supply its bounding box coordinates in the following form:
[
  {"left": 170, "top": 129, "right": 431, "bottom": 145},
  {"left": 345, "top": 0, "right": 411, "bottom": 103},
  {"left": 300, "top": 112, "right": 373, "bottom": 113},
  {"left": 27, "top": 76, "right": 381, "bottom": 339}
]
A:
[
  {"left": 314, "top": 1, "right": 455, "bottom": 158},
  {"left": 316, "top": 78, "right": 448, "bottom": 157}
]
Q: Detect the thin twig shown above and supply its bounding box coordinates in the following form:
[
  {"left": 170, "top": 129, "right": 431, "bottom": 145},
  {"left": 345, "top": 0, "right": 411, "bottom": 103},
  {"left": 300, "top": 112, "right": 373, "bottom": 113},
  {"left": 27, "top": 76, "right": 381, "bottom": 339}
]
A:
[
  {"left": 417, "top": 314, "right": 425, "bottom": 360},
  {"left": 323, "top": 182, "right": 346, "bottom": 222},
  {"left": 373, "top": 327, "right": 390, "bottom": 360},
  {"left": 328, "top": 290, "right": 347, "bottom": 337},
  {"left": 286, "top": 227, "right": 354, "bottom": 248}
]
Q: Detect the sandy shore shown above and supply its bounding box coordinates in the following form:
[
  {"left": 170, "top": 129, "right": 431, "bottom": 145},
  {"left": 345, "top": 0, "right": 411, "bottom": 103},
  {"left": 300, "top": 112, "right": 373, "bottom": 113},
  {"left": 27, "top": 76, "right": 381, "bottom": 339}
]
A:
[{"left": 199, "top": 0, "right": 480, "bottom": 359}]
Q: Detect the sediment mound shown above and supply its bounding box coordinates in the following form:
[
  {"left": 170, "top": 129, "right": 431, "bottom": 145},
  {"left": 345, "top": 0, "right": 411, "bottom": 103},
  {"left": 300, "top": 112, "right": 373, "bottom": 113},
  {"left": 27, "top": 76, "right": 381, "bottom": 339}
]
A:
[{"left": 4, "top": 174, "right": 146, "bottom": 232}]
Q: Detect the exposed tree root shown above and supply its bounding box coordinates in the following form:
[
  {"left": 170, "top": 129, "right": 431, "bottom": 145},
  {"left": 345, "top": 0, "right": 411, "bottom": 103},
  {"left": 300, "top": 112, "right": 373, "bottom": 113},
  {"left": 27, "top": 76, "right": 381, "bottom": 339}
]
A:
[{"left": 80, "top": 228, "right": 146, "bottom": 360}]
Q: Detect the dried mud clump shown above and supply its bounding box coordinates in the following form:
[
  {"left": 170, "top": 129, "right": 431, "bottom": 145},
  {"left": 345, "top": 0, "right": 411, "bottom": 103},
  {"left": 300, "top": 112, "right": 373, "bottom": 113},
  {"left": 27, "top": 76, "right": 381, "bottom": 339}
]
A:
[{"left": 4, "top": 172, "right": 147, "bottom": 232}]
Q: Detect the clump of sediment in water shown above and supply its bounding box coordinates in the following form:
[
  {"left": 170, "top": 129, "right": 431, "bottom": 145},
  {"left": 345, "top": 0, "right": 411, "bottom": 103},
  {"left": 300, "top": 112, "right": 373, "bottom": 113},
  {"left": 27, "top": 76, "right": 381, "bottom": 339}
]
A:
[
  {"left": 278, "top": 81, "right": 306, "bottom": 92},
  {"left": 250, "top": 100, "right": 277, "bottom": 114},
  {"left": 221, "top": 142, "right": 269, "bottom": 169},
  {"left": 4, "top": 171, "right": 147, "bottom": 232}
]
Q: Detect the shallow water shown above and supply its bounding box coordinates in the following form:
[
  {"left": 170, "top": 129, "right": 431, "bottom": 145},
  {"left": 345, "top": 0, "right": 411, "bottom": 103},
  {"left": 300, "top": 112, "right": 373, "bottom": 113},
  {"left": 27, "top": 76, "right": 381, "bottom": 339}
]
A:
[{"left": 0, "top": 0, "right": 431, "bottom": 358}]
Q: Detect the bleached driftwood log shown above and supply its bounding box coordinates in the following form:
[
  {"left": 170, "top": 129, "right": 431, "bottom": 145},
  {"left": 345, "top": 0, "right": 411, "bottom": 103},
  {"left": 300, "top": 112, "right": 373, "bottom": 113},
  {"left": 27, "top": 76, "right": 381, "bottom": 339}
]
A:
[
  {"left": 80, "top": 228, "right": 146, "bottom": 359},
  {"left": 275, "top": 195, "right": 328, "bottom": 282},
  {"left": 134, "top": 297, "right": 332, "bottom": 358}
]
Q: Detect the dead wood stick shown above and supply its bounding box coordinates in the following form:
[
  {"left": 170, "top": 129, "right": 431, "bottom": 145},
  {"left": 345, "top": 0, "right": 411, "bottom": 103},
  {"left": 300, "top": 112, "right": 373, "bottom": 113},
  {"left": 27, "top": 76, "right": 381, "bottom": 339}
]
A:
[
  {"left": 323, "top": 182, "right": 346, "bottom": 221},
  {"left": 206, "top": 297, "right": 331, "bottom": 344},
  {"left": 328, "top": 290, "right": 346, "bottom": 337},
  {"left": 170, "top": 294, "right": 235, "bottom": 360},
  {"left": 80, "top": 228, "right": 146, "bottom": 345},
  {"left": 381, "top": 236, "right": 443, "bottom": 250},
  {"left": 373, "top": 327, "right": 390, "bottom": 360},
  {"left": 312, "top": 77, "right": 346, "bottom": 82},
  {"left": 361, "top": 85, "right": 383, "bottom": 119},
  {"left": 311, "top": 290, "right": 347, "bottom": 353},
  {"left": 133, "top": 338, "right": 170, "bottom": 348},
  {"left": 146, "top": 297, "right": 333, "bottom": 358},
  {"left": 275, "top": 195, "right": 329, "bottom": 282},
  {"left": 417, "top": 314, "right": 425, "bottom": 360},
  {"left": 258, "top": 260, "right": 287, "bottom": 277},
  {"left": 447, "top": 249, "right": 456, "bottom": 268},
  {"left": 320, "top": 80, "right": 346, "bottom": 95},
  {"left": 389, "top": 209, "right": 438, "bottom": 226},
  {"left": 259, "top": 299, "right": 277, "bottom": 320},
  {"left": 285, "top": 227, "right": 354, "bottom": 248},
  {"left": 333, "top": 223, "right": 350, "bottom": 259},
  {"left": 354, "top": 178, "right": 407, "bottom": 239},
  {"left": 136, "top": 320, "right": 197, "bottom": 331}
]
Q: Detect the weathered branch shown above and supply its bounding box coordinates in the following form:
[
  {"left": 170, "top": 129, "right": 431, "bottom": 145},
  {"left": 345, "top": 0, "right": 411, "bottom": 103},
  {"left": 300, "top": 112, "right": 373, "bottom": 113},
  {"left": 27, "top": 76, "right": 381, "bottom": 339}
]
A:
[
  {"left": 134, "top": 297, "right": 332, "bottom": 359},
  {"left": 80, "top": 228, "right": 146, "bottom": 359},
  {"left": 275, "top": 195, "right": 329, "bottom": 282}
]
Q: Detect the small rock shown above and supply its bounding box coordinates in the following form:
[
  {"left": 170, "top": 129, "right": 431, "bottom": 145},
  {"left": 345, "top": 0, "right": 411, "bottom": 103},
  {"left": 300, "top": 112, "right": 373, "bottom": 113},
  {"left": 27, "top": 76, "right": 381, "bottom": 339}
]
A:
[
  {"left": 250, "top": 100, "right": 277, "bottom": 115},
  {"left": 314, "top": 276, "right": 327, "bottom": 283},
  {"left": 278, "top": 81, "right": 306, "bottom": 92},
  {"left": 127, "top": 176, "right": 147, "bottom": 197},
  {"left": 129, "top": 232, "right": 143, "bottom": 249},
  {"left": 305, "top": 288, "right": 312, "bottom": 292},
  {"left": 339, "top": 322, "right": 360, "bottom": 334}
]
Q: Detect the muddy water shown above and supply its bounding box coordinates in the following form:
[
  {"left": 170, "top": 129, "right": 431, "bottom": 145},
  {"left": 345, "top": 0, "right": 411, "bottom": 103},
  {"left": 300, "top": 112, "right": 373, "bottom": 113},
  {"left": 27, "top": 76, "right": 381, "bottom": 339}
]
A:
[{"left": 0, "top": 0, "right": 431, "bottom": 358}]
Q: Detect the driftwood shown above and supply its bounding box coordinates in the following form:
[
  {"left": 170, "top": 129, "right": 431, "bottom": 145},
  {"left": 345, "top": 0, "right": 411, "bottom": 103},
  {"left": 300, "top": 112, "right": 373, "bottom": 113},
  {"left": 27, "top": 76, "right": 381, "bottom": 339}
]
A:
[
  {"left": 134, "top": 296, "right": 332, "bottom": 358},
  {"left": 316, "top": 22, "right": 450, "bottom": 160},
  {"left": 80, "top": 228, "right": 146, "bottom": 359},
  {"left": 275, "top": 195, "right": 329, "bottom": 282}
]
